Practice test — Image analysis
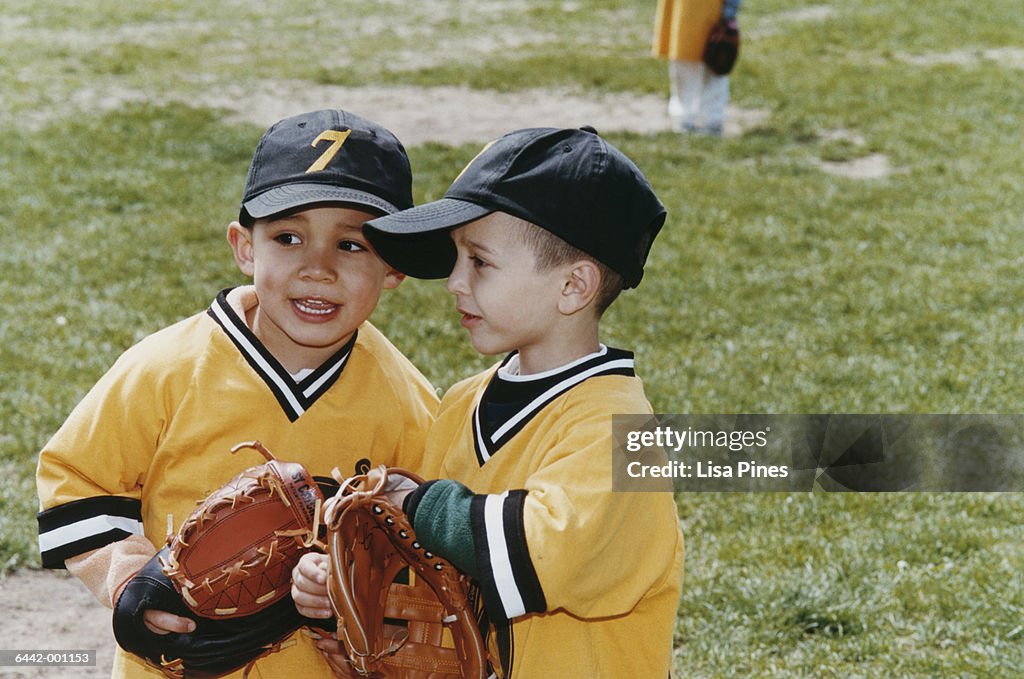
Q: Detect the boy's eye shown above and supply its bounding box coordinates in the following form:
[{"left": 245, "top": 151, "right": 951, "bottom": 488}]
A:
[
  {"left": 338, "top": 240, "right": 367, "bottom": 253},
  {"left": 274, "top": 233, "right": 302, "bottom": 245},
  {"left": 470, "top": 255, "right": 489, "bottom": 268}
]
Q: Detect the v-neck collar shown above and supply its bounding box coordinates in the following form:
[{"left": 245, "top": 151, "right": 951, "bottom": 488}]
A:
[
  {"left": 207, "top": 288, "right": 356, "bottom": 422},
  {"left": 471, "top": 346, "right": 636, "bottom": 465}
]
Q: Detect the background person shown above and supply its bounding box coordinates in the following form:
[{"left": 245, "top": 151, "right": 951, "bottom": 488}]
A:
[{"left": 653, "top": 0, "right": 743, "bottom": 136}]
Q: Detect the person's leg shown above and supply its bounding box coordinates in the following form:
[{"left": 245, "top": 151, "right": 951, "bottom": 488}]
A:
[
  {"left": 699, "top": 69, "right": 730, "bottom": 136},
  {"left": 669, "top": 60, "right": 704, "bottom": 132}
]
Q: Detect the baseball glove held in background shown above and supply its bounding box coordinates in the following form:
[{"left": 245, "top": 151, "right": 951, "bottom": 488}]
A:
[
  {"left": 325, "top": 467, "right": 487, "bottom": 678},
  {"left": 702, "top": 18, "right": 740, "bottom": 75}
]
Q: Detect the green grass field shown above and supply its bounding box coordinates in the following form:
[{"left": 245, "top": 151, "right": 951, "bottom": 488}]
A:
[{"left": 2, "top": 1, "right": 1023, "bottom": 675}]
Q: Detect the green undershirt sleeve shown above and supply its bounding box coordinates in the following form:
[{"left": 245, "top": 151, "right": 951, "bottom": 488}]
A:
[{"left": 406, "top": 479, "right": 479, "bottom": 579}]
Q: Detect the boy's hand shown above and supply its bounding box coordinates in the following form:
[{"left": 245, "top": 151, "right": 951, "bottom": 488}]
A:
[
  {"left": 383, "top": 486, "right": 414, "bottom": 508},
  {"left": 380, "top": 470, "right": 419, "bottom": 511},
  {"left": 291, "top": 552, "right": 332, "bottom": 619},
  {"left": 114, "top": 545, "right": 324, "bottom": 677},
  {"left": 113, "top": 571, "right": 195, "bottom": 635},
  {"left": 142, "top": 609, "right": 196, "bottom": 635},
  {"left": 294, "top": 567, "right": 347, "bottom": 675},
  {"left": 314, "top": 637, "right": 350, "bottom": 676}
]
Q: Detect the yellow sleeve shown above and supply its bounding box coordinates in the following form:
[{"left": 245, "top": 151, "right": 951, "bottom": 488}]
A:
[
  {"left": 522, "top": 427, "right": 681, "bottom": 618},
  {"left": 36, "top": 336, "right": 185, "bottom": 568}
]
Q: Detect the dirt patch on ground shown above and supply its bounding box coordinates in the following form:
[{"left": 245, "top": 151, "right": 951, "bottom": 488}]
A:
[
  {"left": 897, "top": 47, "right": 1024, "bottom": 69},
  {"left": 748, "top": 4, "right": 837, "bottom": 38},
  {"left": 218, "top": 82, "right": 774, "bottom": 144},
  {"left": 0, "top": 569, "right": 115, "bottom": 677},
  {"left": 62, "top": 79, "right": 771, "bottom": 145},
  {"left": 816, "top": 153, "right": 900, "bottom": 179}
]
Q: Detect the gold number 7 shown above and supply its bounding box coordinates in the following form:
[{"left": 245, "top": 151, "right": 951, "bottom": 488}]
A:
[{"left": 305, "top": 129, "right": 352, "bottom": 173}]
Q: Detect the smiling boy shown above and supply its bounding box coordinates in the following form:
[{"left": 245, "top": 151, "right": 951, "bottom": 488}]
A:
[
  {"left": 226, "top": 205, "right": 400, "bottom": 374},
  {"left": 36, "top": 109, "right": 438, "bottom": 678}
]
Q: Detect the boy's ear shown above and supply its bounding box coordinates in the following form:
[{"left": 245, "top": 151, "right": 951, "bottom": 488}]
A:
[
  {"left": 226, "top": 221, "right": 255, "bottom": 277},
  {"left": 382, "top": 268, "right": 405, "bottom": 290},
  {"left": 558, "top": 260, "right": 601, "bottom": 315}
]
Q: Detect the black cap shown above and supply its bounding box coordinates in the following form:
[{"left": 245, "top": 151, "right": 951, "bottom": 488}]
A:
[
  {"left": 239, "top": 109, "right": 413, "bottom": 225},
  {"left": 364, "top": 127, "right": 666, "bottom": 289}
]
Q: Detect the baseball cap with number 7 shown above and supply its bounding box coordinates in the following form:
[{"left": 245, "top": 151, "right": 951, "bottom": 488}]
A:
[{"left": 238, "top": 109, "right": 414, "bottom": 226}]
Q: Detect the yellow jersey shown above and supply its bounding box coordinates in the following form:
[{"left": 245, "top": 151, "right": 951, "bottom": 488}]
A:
[{"left": 37, "top": 287, "right": 439, "bottom": 678}]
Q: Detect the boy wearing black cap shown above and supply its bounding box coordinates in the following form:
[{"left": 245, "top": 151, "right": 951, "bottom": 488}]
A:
[
  {"left": 297, "top": 127, "right": 685, "bottom": 677},
  {"left": 36, "top": 109, "right": 438, "bottom": 678}
]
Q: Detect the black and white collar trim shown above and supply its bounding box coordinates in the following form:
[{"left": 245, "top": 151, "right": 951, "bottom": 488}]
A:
[
  {"left": 207, "top": 288, "right": 355, "bottom": 422},
  {"left": 472, "top": 346, "right": 635, "bottom": 465},
  {"left": 496, "top": 345, "right": 610, "bottom": 381}
]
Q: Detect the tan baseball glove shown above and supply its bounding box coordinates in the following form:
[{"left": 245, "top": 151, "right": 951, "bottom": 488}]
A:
[{"left": 324, "top": 466, "right": 487, "bottom": 678}]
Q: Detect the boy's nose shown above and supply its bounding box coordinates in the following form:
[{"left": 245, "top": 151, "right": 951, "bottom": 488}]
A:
[
  {"left": 446, "top": 260, "right": 470, "bottom": 295},
  {"left": 300, "top": 247, "right": 337, "bottom": 281}
]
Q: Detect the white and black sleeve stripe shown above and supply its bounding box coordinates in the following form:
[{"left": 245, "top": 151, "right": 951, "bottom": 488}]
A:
[
  {"left": 37, "top": 496, "right": 144, "bottom": 569},
  {"left": 470, "top": 490, "right": 546, "bottom": 621}
]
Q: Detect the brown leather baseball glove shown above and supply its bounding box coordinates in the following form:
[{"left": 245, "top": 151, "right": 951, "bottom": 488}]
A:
[
  {"left": 164, "top": 440, "right": 324, "bottom": 618},
  {"left": 113, "top": 441, "right": 331, "bottom": 678},
  {"left": 703, "top": 18, "right": 740, "bottom": 75},
  {"left": 324, "top": 466, "right": 487, "bottom": 678}
]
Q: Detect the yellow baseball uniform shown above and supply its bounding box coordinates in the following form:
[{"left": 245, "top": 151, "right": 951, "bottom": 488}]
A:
[
  {"left": 653, "top": 0, "right": 724, "bottom": 61},
  {"left": 37, "top": 286, "right": 438, "bottom": 678},
  {"left": 408, "top": 347, "right": 684, "bottom": 678}
]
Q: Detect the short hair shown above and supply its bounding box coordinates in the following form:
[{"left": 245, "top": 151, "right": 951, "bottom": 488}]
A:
[{"left": 505, "top": 215, "right": 624, "bottom": 315}]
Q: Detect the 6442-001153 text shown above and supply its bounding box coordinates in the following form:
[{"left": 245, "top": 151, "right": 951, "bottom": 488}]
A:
[{"left": 0, "top": 650, "right": 96, "bottom": 666}]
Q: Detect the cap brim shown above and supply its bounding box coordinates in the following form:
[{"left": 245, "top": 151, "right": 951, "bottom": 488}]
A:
[
  {"left": 243, "top": 183, "right": 401, "bottom": 221},
  {"left": 364, "top": 198, "right": 493, "bottom": 279}
]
